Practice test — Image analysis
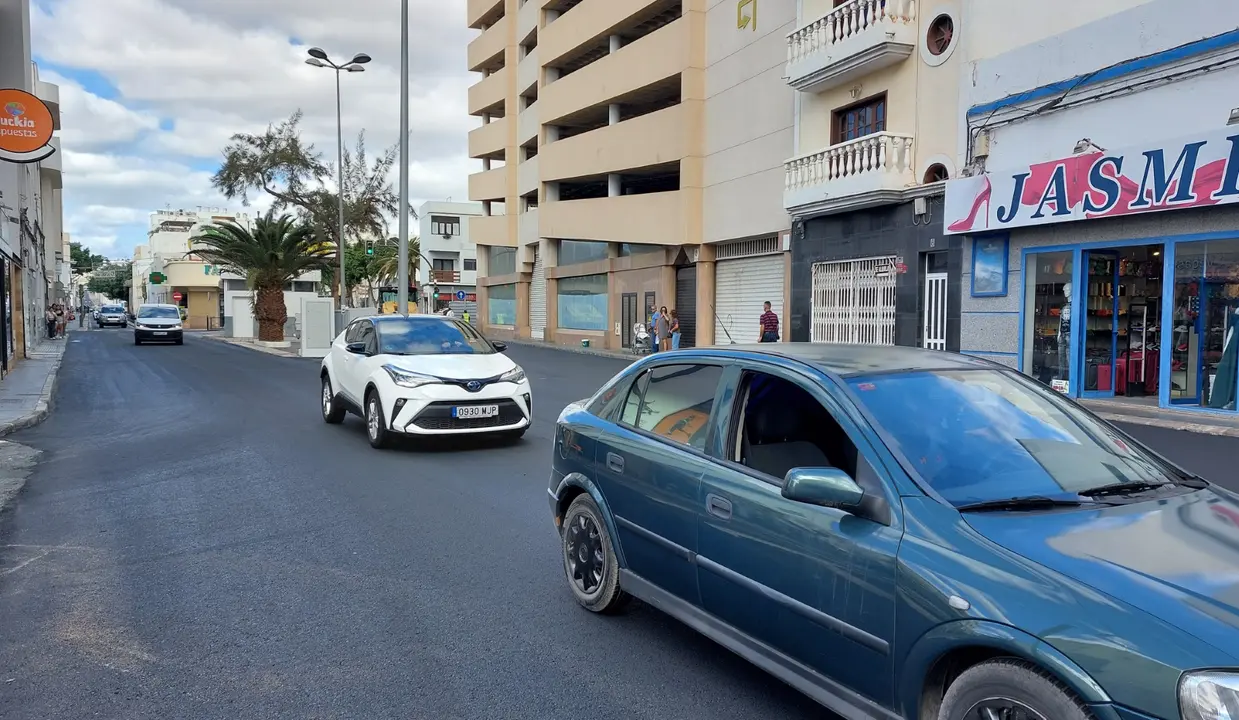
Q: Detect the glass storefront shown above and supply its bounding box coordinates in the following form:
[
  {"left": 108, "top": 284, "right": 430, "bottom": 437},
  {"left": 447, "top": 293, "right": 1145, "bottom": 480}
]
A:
[
  {"left": 488, "top": 247, "right": 517, "bottom": 276},
  {"left": 487, "top": 283, "right": 516, "bottom": 326},
  {"left": 1016, "top": 234, "right": 1239, "bottom": 414},
  {"left": 557, "top": 274, "right": 608, "bottom": 331}
]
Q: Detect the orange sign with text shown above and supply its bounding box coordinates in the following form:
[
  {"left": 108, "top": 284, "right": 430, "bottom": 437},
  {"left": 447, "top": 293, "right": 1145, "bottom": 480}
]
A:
[{"left": 0, "top": 89, "right": 54, "bottom": 155}]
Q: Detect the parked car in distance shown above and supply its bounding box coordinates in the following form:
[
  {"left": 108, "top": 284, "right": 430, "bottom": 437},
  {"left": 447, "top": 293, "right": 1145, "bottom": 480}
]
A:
[
  {"left": 96, "top": 305, "right": 127, "bottom": 328},
  {"left": 548, "top": 343, "right": 1239, "bottom": 720},
  {"left": 132, "top": 303, "right": 183, "bottom": 345},
  {"left": 320, "top": 314, "right": 531, "bottom": 449}
]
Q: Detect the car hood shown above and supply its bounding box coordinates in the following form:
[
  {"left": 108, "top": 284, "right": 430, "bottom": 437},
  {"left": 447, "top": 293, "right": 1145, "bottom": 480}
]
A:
[
  {"left": 966, "top": 487, "right": 1239, "bottom": 659},
  {"left": 136, "top": 318, "right": 179, "bottom": 326},
  {"left": 381, "top": 352, "right": 514, "bottom": 379}
]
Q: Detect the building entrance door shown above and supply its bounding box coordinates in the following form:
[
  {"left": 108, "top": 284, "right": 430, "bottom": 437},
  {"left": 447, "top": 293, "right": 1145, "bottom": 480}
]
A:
[{"left": 621, "top": 293, "right": 637, "bottom": 348}]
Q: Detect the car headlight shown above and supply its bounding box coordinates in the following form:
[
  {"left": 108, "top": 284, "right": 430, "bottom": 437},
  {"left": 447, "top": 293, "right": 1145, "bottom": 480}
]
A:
[
  {"left": 382, "top": 364, "right": 438, "bottom": 389},
  {"left": 499, "top": 365, "right": 526, "bottom": 383},
  {"left": 1181, "top": 672, "right": 1239, "bottom": 720}
]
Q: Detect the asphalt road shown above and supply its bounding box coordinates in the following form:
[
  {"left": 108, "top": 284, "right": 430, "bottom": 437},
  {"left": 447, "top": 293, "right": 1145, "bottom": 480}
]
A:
[
  {"left": 0, "top": 329, "right": 832, "bottom": 719},
  {"left": 2, "top": 331, "right": 1237, "bottom": 719}
]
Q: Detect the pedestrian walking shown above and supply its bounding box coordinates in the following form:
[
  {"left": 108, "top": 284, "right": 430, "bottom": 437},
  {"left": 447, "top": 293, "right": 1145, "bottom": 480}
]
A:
[
  {"left": 45, "top": 306, "right": 56, "bottom": 339},
  {"left": 758, "top": 301, "right": 779, "bottom": 343},
  {"left": 657, "top": 305, "right": 671, "bottom": 351},
  {"left": 669, "top": 309, "right": 681, "bottom": 350}
]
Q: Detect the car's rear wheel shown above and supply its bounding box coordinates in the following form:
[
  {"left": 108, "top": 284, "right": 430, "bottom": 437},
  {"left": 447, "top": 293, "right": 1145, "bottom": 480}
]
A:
[
  {"left": 365, "top": 389, "right": 391, "bottom": 449},
  {"left": 940, "top": 659, "right": 1091, "bottom": 720},
  {"left": 321, "top": 375, "right": 345, "bottom": 424},
  {"left": 562, "top": 494, "right": 629, "bottom": 614}
]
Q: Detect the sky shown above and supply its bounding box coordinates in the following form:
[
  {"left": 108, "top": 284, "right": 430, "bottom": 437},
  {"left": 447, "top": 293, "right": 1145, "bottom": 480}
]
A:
[{"left": 31, "top": 0, "right": 478, "bottom": 260}]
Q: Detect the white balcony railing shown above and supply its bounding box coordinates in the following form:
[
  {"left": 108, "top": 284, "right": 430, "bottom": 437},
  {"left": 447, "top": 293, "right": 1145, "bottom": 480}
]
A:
[
  {"left": 786, "top": 0, "right": 917, "bottom": 92},
  {"left": 784, "top": 132, "right": 915, "bottom": 213}
]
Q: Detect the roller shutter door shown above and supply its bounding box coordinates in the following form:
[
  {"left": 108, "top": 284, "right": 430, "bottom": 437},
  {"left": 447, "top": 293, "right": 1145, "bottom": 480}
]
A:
[
  {"left": 530, "top": 247, "right": 546, "bottom": 340},
  {"left": 713, "top": 255, "right": 784, "bottom": 345},
  {"left": 674, "top": 266, "right": 697, "bottom": 348}
]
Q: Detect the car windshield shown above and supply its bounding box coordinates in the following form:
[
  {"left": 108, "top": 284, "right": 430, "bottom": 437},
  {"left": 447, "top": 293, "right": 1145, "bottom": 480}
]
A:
[
  {"left": 847, "top": 368, "right": 1180, "bottom": 506},
  {"left": 103, "top": 306, "right": 124, "bottom": 313},
  {"left": 377, "top": 318, "right": 494, "bottom": 355},
  {"left": 139, "top": 307, "right": 180, "bottom": 319}
]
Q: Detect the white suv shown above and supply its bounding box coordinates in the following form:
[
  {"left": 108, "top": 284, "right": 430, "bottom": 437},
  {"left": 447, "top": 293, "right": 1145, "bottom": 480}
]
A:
[{"left": 319, "top": 315, "right": 532, "bottom": 448}]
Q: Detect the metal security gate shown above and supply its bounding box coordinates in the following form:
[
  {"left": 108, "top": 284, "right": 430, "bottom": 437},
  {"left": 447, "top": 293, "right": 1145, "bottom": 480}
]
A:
[
  {"left": 714, "top": 255, "right": 784, "bottom": 345},
  {"left": 674, "top": 266, "right": 697, "bottom": 348},
  {"left": 810, "top": 256, "right": 897, "bottom": 345},
  {"left": 530, "top": 246, "right": 546, "bottom": 339},
  {"left": 922, "top": 271, "right": 948, "bottom": 350}
]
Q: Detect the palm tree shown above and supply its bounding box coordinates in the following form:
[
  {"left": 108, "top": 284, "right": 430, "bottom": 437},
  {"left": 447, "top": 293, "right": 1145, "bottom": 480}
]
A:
[
  {"left": 191, "top": 211, "right": 332, "bottom": 342},
  {"left": 373, "top": 236, "right": 421, "bottom": 284}
]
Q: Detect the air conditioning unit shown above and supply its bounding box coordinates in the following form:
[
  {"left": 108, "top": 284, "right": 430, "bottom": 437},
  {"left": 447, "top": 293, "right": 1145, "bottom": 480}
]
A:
[{"left": 442, "top": 233, "right": 451, "bottom": 240}]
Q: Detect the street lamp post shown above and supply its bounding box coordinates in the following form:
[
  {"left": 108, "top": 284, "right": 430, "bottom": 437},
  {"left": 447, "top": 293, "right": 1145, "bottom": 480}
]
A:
[
  {"left": 397, "top": 0, "right": 411, "bottom": 316},
  {"left": 305, "top": 46, "right": 371, "bottom": 312}
]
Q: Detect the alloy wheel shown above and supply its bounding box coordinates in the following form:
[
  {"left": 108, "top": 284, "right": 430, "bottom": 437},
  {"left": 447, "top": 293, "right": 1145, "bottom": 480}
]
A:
[
  {"left": 322, "top": 382, "right": 332, "bottom": 414},
  {"left": 367, "top": 398, "right": 379, "bottom": 439},
  {"left": 963, "top": 699, "right": 1050, "bottom": 720},
  {"left": 565, "top": 512, "right": 605, "bottom": 595}
]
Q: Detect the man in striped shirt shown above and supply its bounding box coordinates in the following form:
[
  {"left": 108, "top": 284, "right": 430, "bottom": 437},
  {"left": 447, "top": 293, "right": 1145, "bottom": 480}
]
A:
[{"left": 758, "top": 301, "right": 779, "bottom": 343}]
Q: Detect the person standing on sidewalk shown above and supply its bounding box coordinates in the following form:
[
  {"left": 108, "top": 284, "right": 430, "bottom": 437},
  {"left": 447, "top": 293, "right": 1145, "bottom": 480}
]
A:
[
  {"left": 648, "top": 303, "right": 661, "bottom": 354},
  {"left": 45, "top": 306, "right": 56, "bottom": 339},
  {"left": 757, "top": 301, "right": 779, "bottom": 343},
  {"left": 669, "top": 309, "right": 682, "bottom": 350},
  {"left": 656, "top": 305, "right": 671, "bottom": 352}
]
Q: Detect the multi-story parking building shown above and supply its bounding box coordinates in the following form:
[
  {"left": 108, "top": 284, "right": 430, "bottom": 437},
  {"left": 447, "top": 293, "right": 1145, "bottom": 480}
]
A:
[{"left": 466, "top": 0, "right": 799, "bottom": 350}]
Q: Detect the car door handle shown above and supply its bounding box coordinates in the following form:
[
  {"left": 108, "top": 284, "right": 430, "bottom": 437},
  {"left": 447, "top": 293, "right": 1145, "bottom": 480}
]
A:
[
  {"left": 707, "top": 494, "right": 732, "bottom": 520},
  {"left": 606, "top": 452, "right": 624, "bottom": 473}
]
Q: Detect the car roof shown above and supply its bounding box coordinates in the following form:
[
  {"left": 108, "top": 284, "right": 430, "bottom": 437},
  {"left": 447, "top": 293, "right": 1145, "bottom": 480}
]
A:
[
  {"left": 139, "top": 303, "right": 178, "bottom": 309},
  {"left": 691, "top": 343, "right": 996, "bottom": 377}
]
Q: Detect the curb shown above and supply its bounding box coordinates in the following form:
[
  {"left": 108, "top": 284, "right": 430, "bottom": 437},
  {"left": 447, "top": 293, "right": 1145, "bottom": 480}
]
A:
[
  {"left": 0, "top": 351, "right": 64, "bottom": 439},
  {"left": 1096, "top": 411, "right": 1239, "bottom": 437},
  {"left": 198, "top": 332, "right": 302, "bottom": 358}
]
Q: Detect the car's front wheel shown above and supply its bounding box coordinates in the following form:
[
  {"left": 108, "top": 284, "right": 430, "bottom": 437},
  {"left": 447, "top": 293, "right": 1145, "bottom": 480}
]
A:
[
  {"left": 561, "top": 494, "right": 629, "bottom": 614},
  {"left": 321, "top": 375, "right": 345, "bottom": 424},
  {"left": 939, "top": 659, "right": 1091, "bottom": 720},
  {"left": 365, "top": 389, "right": 391, "bottom": 449}
]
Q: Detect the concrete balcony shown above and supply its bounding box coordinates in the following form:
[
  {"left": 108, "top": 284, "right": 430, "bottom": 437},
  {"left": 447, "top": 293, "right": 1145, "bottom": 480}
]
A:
[
  {"left": 517, "top": 46, "right": 539, "bottom": 96},
  {"left": 469, "top": 166, "right": 509, "bottom": 202},
  {"left": 517, "top": 0, "right": 540, "bottom": 42},
  {"left": 541, "top": 105, "right": 689, "bottom": 181},
  {"left": 517, "top": 101, "right": 539, "bottom": 145},
  {"left": 518, "top": 155, "right": 539, "bottom": 197},
  {"left": 39, "top": 137, "right": 62, "bottom": 189},
  {"left": 468, "top": 15, "right": 509, "bottom": 73},
  {"left": 519, "top": 208, "right": 539, "bottom": 244},
  {"left": 162, "top": 259, "right": 222, "bottom": 289},
  {"left": 468, "top": 0, "right": 504, "bottom": 29},
  {"left": 468, "top": 117, "right": 508, "bottom": 159},
  {"left": 540, "top": 191, "right": 695, "bottom": 246},
  {"left": 786, "top": 0, "right": 916, "bottom": 94},
  {"left": 541, "top": 0, "right": 669, "bottom": 67},
  {"left": 468, "top": 66, "right": 509, "bottom": 117},
  {"left": 784, "top": 132, "right": 915, "bottom": 215},
  {"left": 431, "top": 269, "right": 462, "bottom": 284},
  {"left": 471, "top": 214, "right": 513, "bottom": 247}
]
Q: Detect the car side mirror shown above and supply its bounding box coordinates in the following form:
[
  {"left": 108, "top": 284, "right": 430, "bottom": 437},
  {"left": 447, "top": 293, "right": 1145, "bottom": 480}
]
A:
[
  {"left": 493, "top": 341, "right": 507, "bottom": 352},
  {"left": 346, "top": 342, "right": 368, "bottom": 354},
  {"left": 782, "top": 467, "right": 864, "bottom": 510}
]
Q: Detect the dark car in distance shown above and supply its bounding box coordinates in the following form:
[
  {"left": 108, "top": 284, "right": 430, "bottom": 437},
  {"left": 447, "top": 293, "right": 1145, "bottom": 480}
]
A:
[{"left": 548, "top": 343, "right": 1239, "bottom": 720}]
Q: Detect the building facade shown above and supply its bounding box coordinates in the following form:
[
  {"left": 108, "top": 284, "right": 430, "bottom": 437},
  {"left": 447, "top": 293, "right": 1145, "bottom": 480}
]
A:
[
  {"left": 783, "top": 0, "right": 965, "bottom": 351},
  {"left": 468, "top": 0, "right": 801, "bottom": 350},
  {"left": 944, "top": 0, "right": 1239, "bottom": 417},
  {"left": 417, "top": 200, "right": 483, "bottom": 315},
  {"left": 136, "top": 208, "right": 251, "bottom": 329},
  {"left": 0, "top": 0, "right": 63, "bottom": 378}
]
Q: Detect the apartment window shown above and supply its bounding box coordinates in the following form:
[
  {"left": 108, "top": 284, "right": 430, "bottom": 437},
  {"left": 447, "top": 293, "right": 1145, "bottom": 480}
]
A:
[
  {"left": 464, "top": 258, "right": 477, "bottom": 271},
  {"left": 558, "top": 240, "right": 609, "bottom": 265},
  {"left": 619, "top": 243, "right": 662, "bottom": 256},
  {"left": 430, "top": 215, "right": 460, "bottom": 236},
  {"left": 489, "top": 246, "right": 517, "bottom": 275},
  {"left": 432, "top": 258, "right": 455, "bottom": 271},
  {"left": 833, "top": 94, "right": 886, "bottom": 145}
]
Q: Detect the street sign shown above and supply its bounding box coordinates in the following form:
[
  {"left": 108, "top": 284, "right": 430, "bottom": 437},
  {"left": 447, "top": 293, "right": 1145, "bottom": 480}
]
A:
[
  {"left": 455, "top": 290, "right": 467, "bottom": 301},
  {"left": 172, "top": 291, "right": 183, "bottom": 302}
]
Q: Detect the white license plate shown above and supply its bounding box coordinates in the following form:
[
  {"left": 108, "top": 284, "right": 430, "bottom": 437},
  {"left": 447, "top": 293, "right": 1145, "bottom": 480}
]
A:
[
  {"left": 153, "top": 331, "right": 167, "bottom": 335},
  {"left": 453, "top": 404, "right": 498, "bottom": 419}
]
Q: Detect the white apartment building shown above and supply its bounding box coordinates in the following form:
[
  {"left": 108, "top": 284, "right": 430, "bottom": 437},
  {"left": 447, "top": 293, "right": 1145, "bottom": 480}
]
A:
[
  {"left": 417, "top": 201, "right": 483, "bottom": 316},
  {"left": 0, "top": 0, "right": 63, "bottom": 377}
]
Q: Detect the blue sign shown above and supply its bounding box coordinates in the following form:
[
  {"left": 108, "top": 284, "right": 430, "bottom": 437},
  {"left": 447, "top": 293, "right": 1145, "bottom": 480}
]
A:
[{"left": 455, "top": 290, "right": 467, "bottom": 301}]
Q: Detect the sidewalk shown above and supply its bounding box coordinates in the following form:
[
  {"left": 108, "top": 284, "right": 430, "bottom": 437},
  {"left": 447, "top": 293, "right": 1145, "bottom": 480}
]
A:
[
  {"left": 196, "top": 331, "right": 302, "bottom": 358},
  {"left": 504, "top": 338, "right": 1239, "bottom": 436},
  {"left": 0, "top": 336, "right": 67, "bottom": 438}
]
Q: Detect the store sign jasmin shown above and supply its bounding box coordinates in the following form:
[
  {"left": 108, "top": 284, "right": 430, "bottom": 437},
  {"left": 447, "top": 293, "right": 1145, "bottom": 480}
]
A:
[{"left": 944, "top": 127, "right": 1239, "bottom": 235}]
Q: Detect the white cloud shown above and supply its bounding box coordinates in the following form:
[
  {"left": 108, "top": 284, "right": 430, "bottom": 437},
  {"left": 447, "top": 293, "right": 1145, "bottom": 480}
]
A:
[{"left": 30, "top": 0, "right": 477, "bottom": 257}]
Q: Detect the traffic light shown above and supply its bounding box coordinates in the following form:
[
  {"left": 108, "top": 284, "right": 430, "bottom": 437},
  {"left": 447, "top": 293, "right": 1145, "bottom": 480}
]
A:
[{"left": 365, "top": 242, "right": 373, "bottom": 255}]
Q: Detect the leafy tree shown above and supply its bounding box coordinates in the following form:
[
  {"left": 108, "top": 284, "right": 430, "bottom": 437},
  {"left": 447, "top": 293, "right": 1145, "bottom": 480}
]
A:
[
  {"left": 371, "top": 236, "right": 422, "bottom": 285},
  {"left": 344, "top": 242, "right": 382, "bottom": 303},
  {"left": 70, "top": 242, "right": 107, "bottom": 275},
  {"left": 210, "top": 111, "right": 406, "bottom": 302},
  {"left": 190, "top": 211, "right": 332, "bottom": 342},
  {"left": 86, "top": 261, "right": 132, "bottom": 300}
]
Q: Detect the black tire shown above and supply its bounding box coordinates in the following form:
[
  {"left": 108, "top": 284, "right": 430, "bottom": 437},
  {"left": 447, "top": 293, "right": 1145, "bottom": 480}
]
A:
[
  {"left": 133, "top": 336, "right": 141, "bottom": 345},
  {"left": 321, "top": 375, "right": 345, "bottom": 424},
  {"left": 561, "top": 494, "right": 630, "bottom": 614},
  {"left": 174, "top": 338, "right": 184, "bottom": 345},
  {"left": 940, "top": 659, "right": 1092, "bottom": 720},
  {"left": 364, "top": 388, "right": 392, "bottom": 449}
]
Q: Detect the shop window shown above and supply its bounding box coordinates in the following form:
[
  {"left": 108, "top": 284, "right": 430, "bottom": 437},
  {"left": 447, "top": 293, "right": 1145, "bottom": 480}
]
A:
[
  {"left": 1022, "top": 251, "right": 1073, "bottom": 393},
  {"left": 488, "top": 246, "right": 517, "bottom": 275},
  {"left": 488, "top": 283, "right": 517, "bottom": 326},
  {"left": 557, "top": 273, "right": 608, "bottom": 331},
  {"left": 1172, "top": 239, "right": 1239, "bottom": 410},
  {"left": 832, "top": 94, "right": 886, "bottom": 146},
  {"left": 558, "top": 240, "right": 608, "bottom": 266}
]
